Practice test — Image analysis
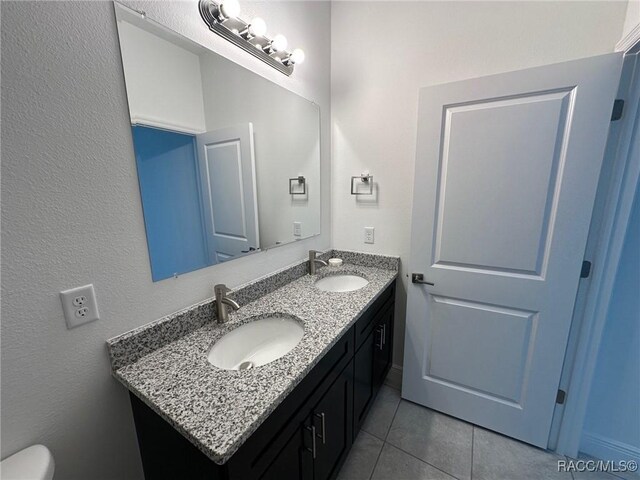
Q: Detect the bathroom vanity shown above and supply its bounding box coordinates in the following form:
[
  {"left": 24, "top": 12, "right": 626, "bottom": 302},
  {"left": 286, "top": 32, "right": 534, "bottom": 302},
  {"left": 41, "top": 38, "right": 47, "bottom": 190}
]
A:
[
  {"left": 106, "top": 6, "right": 399, "bottom": 478},
  {"left": 107, "top": 251, "right": 398, "bottom": 480}
]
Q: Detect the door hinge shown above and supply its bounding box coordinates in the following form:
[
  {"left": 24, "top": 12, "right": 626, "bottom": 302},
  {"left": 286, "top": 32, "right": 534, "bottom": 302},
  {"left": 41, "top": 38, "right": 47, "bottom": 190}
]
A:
[
  {"left": 611, "top": 99, "right": 624, "bottom": 121},
  {"left": 580, "top": 260, "right": 592, "bottom": 279},
  {"left": 556, "top": 389, "right": 566, "bottom": 405}
]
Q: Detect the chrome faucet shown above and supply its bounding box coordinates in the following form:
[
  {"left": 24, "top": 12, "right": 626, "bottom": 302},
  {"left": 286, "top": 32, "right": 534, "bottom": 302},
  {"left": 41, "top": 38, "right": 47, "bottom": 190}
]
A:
[
  {"left": 214, "top": 284, "right": 240, "bottom": 324},
  {"left": 309, "top": 250, "right": 328, "bottom": 275}
]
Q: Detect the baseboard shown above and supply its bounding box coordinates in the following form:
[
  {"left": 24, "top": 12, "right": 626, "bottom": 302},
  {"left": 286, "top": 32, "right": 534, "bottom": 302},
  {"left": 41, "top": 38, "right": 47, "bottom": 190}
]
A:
[
  {"left": 384, "top": 364, "right": 403, "bottom": 391},
  {"left": 580, "top": 431, "right": 640, "bottom": 465}
]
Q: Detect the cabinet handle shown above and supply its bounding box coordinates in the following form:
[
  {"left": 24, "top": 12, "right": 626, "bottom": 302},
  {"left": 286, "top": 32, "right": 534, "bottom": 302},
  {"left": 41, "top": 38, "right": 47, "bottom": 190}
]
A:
[
  {"left": 376, "top": 326, "right": 384, "bottom": 350},
  {"left": 305, "top": 425, "right": 317, "bottom": 459},
  {"left": 315, "top": 413, "right": 326, "bottom": 444},
  {"left": 382, "top": 324, "right": 386, "bottom": 347}
]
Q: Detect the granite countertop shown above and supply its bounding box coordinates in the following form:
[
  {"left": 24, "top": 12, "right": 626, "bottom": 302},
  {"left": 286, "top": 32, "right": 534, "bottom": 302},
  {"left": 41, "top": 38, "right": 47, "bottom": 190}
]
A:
[{"left": 110, "top": 257, "right": 398, "bottom": 465}]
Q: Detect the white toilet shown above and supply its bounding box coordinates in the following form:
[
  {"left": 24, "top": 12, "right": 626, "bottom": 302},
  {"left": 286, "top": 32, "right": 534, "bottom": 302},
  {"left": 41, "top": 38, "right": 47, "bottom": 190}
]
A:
[{"left": 0, "top": 445, "right": 55, "bottom": 480}]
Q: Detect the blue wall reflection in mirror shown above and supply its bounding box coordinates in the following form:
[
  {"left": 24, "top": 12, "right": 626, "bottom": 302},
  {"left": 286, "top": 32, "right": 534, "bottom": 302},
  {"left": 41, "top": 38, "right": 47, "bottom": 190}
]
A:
[{"left": 132, "top": 126, "right": 211, "bottom": 281}]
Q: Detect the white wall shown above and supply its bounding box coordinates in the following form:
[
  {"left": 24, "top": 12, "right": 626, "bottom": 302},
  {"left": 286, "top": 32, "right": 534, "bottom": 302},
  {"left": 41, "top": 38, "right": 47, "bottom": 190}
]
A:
[
  {"left": 118, "top": 17, "right": 207, "bottom": 133},
  {"left": 1, "top": 1, "right": 331, "bottom": 479},
  {"left": 331, "top": 1, "right": 627, "bottom": 368},
  {"left": 620, "top": 0, "right": 640, "bottom": 42}
]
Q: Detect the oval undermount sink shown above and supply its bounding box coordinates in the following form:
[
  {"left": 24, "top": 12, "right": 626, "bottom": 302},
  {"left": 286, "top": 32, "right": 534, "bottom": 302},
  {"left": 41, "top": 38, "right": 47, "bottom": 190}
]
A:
[
  {"left": 207, "top": 316, "right": 304, "bottom": 371},
  {"left": 315, "top": 274, "right": 369, "bottom": 293}
]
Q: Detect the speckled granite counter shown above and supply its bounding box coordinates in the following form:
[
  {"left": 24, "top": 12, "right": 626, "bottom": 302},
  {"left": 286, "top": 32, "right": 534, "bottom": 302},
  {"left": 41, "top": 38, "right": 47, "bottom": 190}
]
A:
[{"left": 107, "top": 250, "right": 398, "bottom": 465}]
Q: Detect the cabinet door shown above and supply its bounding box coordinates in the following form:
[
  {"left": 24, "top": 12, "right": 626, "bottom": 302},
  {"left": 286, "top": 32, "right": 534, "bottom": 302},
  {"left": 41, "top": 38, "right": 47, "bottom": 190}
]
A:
[
  {"left": 228, "top": 331, "right": 353, "bottom": 479},
  {"left": 353, "top": 329, "right": 375, "bottom": 433},
  {"left": 261, "top": 422, "right": 313, "bottom": 480},
  {"left": 373, "top": 302, "right": 395, "bottom": 389},
  {"left": 312, "top": 362, "right": 353, "bottom": 480}
]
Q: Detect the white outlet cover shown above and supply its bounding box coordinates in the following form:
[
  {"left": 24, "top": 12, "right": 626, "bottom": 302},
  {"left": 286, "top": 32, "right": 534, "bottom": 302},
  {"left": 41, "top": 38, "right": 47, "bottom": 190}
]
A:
[
  {"left": 364, "top": 227, "right": 375, "bottom": 244},
  {"left": 293, "top": 221, "right": 302, "bottom": 237},
  {"left": 60, "top": 284, "right": 100, "bottom": 329}
]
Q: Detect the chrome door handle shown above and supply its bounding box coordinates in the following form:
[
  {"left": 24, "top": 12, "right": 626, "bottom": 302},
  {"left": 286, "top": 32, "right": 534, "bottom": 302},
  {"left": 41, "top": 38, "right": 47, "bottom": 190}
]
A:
[
  {"left": 382, "top": 324, "right": 386, "bottom": 347},
  {"left": 315, "top": 413, "right": 326, "bottom": 444},
  {"left": 412, "top": 273, "right": 434, "bottom": 286},
  {"left": 305, "top": 425, "right": 317, "bottom": 458},
  {"left": 376, "top": 325, "right": 384, "bottom": 350}
]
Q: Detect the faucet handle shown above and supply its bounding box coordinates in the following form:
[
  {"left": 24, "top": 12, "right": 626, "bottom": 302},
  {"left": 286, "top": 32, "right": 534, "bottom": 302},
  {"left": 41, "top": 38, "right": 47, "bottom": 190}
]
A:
[{"left": 214, "top": 284, "right": 232, "bottom": 296}]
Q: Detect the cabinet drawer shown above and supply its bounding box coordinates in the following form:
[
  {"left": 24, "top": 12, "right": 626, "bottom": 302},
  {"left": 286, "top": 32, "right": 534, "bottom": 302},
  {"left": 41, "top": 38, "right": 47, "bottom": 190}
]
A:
[{"left": 354, "top": 283, "right": 395, "bottom": 351}]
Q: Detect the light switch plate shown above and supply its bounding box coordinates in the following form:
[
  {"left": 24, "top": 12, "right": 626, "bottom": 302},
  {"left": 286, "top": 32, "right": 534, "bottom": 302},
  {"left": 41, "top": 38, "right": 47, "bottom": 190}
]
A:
[
  {"left": 364, "top": 227, "right": 375, "bottom": 244},
  {"left": 60, "top": 284, "right": 100, "bottom": 329},
  {"left": 293, "top": 221, "right": 302, "bottom": 237}
]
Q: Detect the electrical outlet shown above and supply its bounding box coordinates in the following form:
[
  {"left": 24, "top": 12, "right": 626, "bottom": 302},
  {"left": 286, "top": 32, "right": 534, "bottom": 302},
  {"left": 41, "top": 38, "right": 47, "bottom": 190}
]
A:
[
  {"left": 60, "top": 284, "right": 100, "bottom": 329},
  {"left": 293, "top": 221, "right": 302, "bottom": 237},
  {"left": 72, "top": 295, "right": 87, "bottom": 307},
  {"left": 364, "top": 227, "right": 375, "bottom": 244}
]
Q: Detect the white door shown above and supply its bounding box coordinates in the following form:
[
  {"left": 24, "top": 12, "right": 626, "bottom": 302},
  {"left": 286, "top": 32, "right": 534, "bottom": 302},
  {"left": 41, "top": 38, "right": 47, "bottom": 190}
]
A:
[
  {"left": 402, "top": 53, "right": 623, "bottom": 448},
  {"left": 196, "top": 124, "right": 259, "bottom": 263}
]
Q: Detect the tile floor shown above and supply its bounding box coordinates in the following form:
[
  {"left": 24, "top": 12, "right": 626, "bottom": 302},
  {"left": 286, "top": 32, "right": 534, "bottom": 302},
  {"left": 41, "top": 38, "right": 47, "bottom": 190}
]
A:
[{"left": 337, "top": 386, "right": 638, "bottom": 480}]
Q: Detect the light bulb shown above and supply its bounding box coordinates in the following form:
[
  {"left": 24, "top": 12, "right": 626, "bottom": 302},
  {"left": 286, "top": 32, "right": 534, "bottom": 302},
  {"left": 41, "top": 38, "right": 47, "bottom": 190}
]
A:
[
  {"left": 290, "top": 48, "right": 305, "bottom": 65},
  {"left": 248, "top": 17, "right": 267, "bottom": 37},
  {"left": 219, "top": 0, "right": 240, "bottom": 19},
  {"left": 271, "top": 34, "right": 288, "bottom": 52}
]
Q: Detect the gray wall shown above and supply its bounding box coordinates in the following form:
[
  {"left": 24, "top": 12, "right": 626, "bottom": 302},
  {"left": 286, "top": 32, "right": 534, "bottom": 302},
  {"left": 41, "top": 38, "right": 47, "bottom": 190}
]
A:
[{"left": 0, "top": 1, "right": 331, "bottom": 479}]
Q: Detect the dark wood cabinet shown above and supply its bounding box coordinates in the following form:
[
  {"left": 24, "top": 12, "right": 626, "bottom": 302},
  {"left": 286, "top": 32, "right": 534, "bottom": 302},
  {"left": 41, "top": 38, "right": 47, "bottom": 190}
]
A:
[
  {"left": 373, "top": 301, "right": 394, "bottom": 389},
  {"left": 353, "top": 291, "right": 395, "bottom": 435},
  {"left": 311, "top": 362, "right": 353, "bottom": 480},
  {"left": 129, "top": 282, "right": 395, "bottom": 480},
  {"left": 353, "top": 327, "right": 375, "bottom": 432},
  {"left": 260, "top": 422, "right": 312, "bottom": 480},
  {"left": 261, "top": 361, "right": 353, "bottom": 480}
]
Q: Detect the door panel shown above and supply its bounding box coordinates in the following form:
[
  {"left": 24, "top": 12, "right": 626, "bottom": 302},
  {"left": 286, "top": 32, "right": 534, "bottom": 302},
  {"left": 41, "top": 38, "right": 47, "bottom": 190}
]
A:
[
  {"left": 206, "top": 140, "right": 248, "bottom": 237},
  {"left": 427, "top": 296, "right": 535, "bottom": 404},
  {"left": 196, "top": 123, "right": 259, "bottom": 263},
  {"left": 435, "top": 90, "right": 572, "bottom": 276},
  {"left": 403, "top": 53, "right": 623, "bottom": 448}
]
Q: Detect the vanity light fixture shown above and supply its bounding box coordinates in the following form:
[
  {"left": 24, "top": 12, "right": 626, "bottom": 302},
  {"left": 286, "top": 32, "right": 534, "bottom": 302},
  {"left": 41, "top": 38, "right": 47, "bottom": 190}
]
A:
[
  {"left": 284, "top": 49, "right": 305, "bottom": 67},
  {"left": 240, "top": 17, "right": 266, "bottom": 40},
  {"left": 215, "top": 0, "right": 240, "bottom": 21},
  {"left": 198, "top": 0, "right": 305, "bottom": 76}
]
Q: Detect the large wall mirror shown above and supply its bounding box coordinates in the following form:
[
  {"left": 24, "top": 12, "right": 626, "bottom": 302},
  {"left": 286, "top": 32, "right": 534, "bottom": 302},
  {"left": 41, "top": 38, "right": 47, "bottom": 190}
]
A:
[{"left": 114, "top": 3, "right": 321, "bottom": 281}]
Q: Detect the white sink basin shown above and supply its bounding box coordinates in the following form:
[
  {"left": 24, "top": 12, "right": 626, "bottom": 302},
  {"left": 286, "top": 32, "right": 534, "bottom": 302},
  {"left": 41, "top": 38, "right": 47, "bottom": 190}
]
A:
[
  {"left": 207, "top": 316, "right": 304, "bottom": 371},
  {"left": 315, "top": 274, "right": 369, "bottom": 292}
]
